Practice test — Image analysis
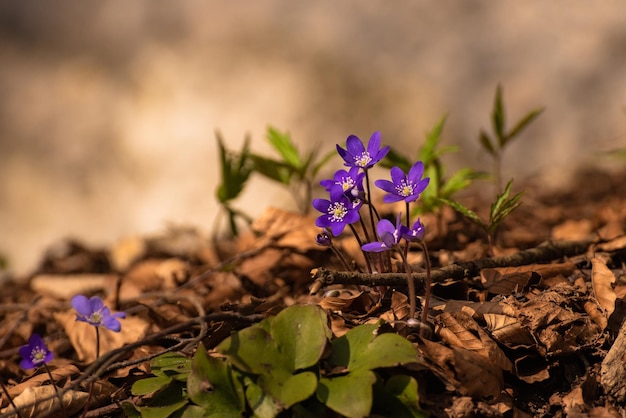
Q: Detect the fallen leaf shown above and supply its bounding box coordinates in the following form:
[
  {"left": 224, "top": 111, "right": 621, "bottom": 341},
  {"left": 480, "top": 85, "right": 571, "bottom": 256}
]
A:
[
  {"left": 591, "top": 257, "right": 616, "bottom": 317},
  {"left": 2, "top": 385, "right": 88, "bottom": 418}
]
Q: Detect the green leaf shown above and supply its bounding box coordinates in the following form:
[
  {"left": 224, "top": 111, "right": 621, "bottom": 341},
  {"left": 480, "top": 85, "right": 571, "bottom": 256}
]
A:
[
  {"left": 492, "top": 84, "right": 506, "bottom": 146},
  {"left": 249, "top": 153, "right": 293, "bottom": 185},
  {"left": 132, "top": 375, "right": 173, "bottom": 396},
  {"left": 215, "top": 133, "right": 253, "bottom": 203},
  {"left": 244, "top": 377, "right": 283, "bottom": 418},
  {"left": 381, "top": 146, "right": 412, "bottom": 172},
  {"left": 135, "top": 400, "right": 188, "bottom": 418},
  {"left": 418, "top": 114, "right": 448, "bottom": 164},
  {"left": 372, "top": 375, "right": 428, "bottom": 418},
  {"left": 216, "top": 305, "right": 329, "bottom": 409},
  {"left": 258, "top": 370, "right": 318, "bottom": 409},
  {"left": 317, "top": 371, "right": 376, "bottom": 418},
  {"left": 440, "top": 168, "right": 483, "bottom": 198},
  {"left": 187, "top": 344, "right": 245, "bottom": 416},
  {"left": 478, "top": 130, "right": 496, "bottom": 157},
  {"left": 180, "top": 406, "right": 208, "bottom": 418},
  {"left": 267, "top": 126, "right": 302, "bottom": 169},
  {"left": 439, "top": 198, "right": 487, "bottom": 230},
  {"left": 328, "top": 322, "right": 417, "bottom": 373},
  {"left": 505, "top": 107, "right": 545, "bottom": 145}
]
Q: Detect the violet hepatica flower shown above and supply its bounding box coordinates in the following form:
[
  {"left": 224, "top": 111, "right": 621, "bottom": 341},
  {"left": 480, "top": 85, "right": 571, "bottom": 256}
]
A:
[
  {"left": 320, "top": 167, "right": 365, "bottom": 202},
  {"left": 362, "top": 213, "right": 404, "bottom": 253},
  {"left": 402, "top": 218, "right": 426, "bottom": 241},
  {"left": 72, "top": 295, "right": 126, "bottom": 332},
  {"left": 19, "top": 333, "right": 53, "bottom": 370},
  {"left": 375, "top": 161, "right": 430, "bottom": 203},
  {"left": 313, "top": 194, "right": 360, "bottom": 236},
  {"left": 337, "top": 131, "right": 390, "bottom": 170}
]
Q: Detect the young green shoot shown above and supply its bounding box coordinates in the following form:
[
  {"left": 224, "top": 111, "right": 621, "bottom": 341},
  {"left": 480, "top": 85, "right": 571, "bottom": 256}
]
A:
[{"left": 478, "top": 84, "right": 544, "bottom": 195}]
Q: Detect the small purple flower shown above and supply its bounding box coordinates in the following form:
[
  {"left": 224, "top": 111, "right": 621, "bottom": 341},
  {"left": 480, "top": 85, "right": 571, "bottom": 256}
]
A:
[
  {"left": 402, "top": 218, "right": 425, "bottom": 241},
  {"left": 320, "top": 167, "right": 365, "bottom": 202},
  {"left": 336, "top": 132, "right": 390, "bottom": 170},
  {"left": 313, "top": 195, "right": 360, "bottom": 236},
  {"left": 315, "top": 230, "right": 332, "bottom": 247},
  {"left": 19, "top": 333, "right": 53, "bottom": 370},
  {"left": 375, "top": 161, "right": 430, "bottom": 203},
  {"left": 71, "top": 295, "right": 126, "bottom": 332},
  {"left": 362, "top": 213, "right": 404, "bottom": 253}
]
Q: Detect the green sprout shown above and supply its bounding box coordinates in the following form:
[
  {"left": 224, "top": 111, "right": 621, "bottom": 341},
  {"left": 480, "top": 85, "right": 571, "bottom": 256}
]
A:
[
  {"left": 249, "top": 126, "right": 334, "bottom": 214},
  {"left": 215, "top": 131, "right": 254, "bottom": 237},
  {"left": 440, "top": 179, "right": 523, "bottom": 256},
  {"left": 382, "top": 115, "right": 486, "bottom": 231},
  {"left": 478, "top": 84, "right": 544, "bottom": 195}
]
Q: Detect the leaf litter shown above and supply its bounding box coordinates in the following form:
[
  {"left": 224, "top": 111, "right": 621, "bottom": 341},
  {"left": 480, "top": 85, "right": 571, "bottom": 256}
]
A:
[{"left": 1, "top": 167, "right": 626, "bottom": 417}]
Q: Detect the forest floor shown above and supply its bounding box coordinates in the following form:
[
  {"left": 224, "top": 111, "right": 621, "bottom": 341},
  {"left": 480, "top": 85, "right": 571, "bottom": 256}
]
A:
[{"left": 2, "top": 166, "right": 626, "bottom": 417}]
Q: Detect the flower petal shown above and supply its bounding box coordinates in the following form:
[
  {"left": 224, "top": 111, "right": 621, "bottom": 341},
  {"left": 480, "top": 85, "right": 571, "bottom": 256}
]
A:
[
  {"left": 376, "top": 219, "right": 396, "bottom": 237},
  {"left": 407, "top": 161, "right": 424, "bottom": 183},
  {"left": 383, "top": 194, "right": 404, "bottom": 203},
  {"left": 346, "top": 135, "right": 365, "bottom": 156},
  {"left": 374, "top": 179, "right": 396, "bottom": 194},
  {"left": 89, "top": 296, "right": 105, "bottom": 313},
  {"left": 362, "top": 242, "right": 388, "bottom": 252},
  {"left": 312, "top": 198, "right": 330, "bottom": 213},
  {"left": 71, "top": 295, "right": 93, "bottom": 317},
  {"left": 367, "top": 131, "right": 381, "bottom": 155},
  {"left": 390, "top": 166, "right": 406, "bottom": 185}
]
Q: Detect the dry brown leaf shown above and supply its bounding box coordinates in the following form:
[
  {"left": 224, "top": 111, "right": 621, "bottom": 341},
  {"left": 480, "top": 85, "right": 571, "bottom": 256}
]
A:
[
  {"left": 54, "top": 310, "right": 150, "bottom": 364},
  {"left": 481, "top": 268, "right": 539, "bottom": 295},
  {"left": 250, "top": 207, "right": 319, "bottom": 252},
  {"left": 8, "top": 365, "right": 80, "bottom": 401},
  {"left": 442, "top": 299, "right": 517, "bottom": 319},
  {"left": 591, "top": 257, "right": 616, "bottom": 317},
  {"left": 318, "top": 289, "right": 363, "bottom": 311},
  {"left": 596, "top": 235, "right": 626, "bottom": 252},
  {"left": 2, "top": 385, "right": 88, "bottom": 418},
  {"left": 584, "top": 300, "right": 608, "bottom": 330},
  {"left": 484, "top": 313, "right": 536, "bottom": 347},
  {"left": 110, "top": 235, "right": 147, "bottom": 272},
  {"left": 437, "top": 311, "right": 513, "bottom": 372},
  {"left": 514, "top": 354, "right": 550, "bottom": 384},
  {"left": 551, "top": 218, "right": 593, "bottom": 240},
  {"left": 30, "top": 274, "right": 114, "bottom": 299}
]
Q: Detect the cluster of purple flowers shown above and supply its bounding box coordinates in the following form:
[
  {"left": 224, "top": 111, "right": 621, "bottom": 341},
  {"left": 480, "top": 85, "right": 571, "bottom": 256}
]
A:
[
  {"left": 19, "top": 295, "right": 124, "bottom": 370},
  {"left": 313, "top": 131, "right": 429, "bottom": 252}
]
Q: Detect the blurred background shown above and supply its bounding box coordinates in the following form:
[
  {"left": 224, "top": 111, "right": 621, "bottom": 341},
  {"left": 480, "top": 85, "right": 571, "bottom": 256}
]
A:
[{"left": 1, "top": 1, "right": 625, "bottom": 275}]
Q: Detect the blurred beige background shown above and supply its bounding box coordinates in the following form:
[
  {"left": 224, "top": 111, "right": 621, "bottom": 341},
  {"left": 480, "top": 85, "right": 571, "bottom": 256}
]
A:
[{"left": 1, "top": 1, "right": 626, "bottom": 275}]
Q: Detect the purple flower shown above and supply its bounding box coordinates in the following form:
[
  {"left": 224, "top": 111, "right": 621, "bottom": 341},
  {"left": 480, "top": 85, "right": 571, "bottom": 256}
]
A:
[
  {"left": 362, "top": 213, "right": 404, "bottom": 253},
  {"left": 402, "top": 218, "right": 425, "bottom": 241},
  {"left": 320, "top": 167, "right": 365, "bottom": 202},
  {"left": 336, "top": 132, "right": 390, "bottom": 170},
  {"left": 315, "top": 230, "right": 332, "bottom": 247},
  {"left": 375, "top": 161, "right": 430, "bottom": 203},
  {"left": 313, "top": 195, "right": 360, "bottom": 236},
  {"left": 71, "top": 295, "right": 126, "bottom": 332},
  {"left": 19, "top": 333, "right": 53, "bottom": 370}
]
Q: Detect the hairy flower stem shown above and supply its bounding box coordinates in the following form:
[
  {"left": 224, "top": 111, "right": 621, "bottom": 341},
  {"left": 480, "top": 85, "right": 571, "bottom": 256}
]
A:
[
  {"left": 349, "top": 224, "right": 373, "bottom": 274},
  {"left": 81, "top": 327, "right": 101, "bottom": 418},
  {"left": 419, "top": 241, "right": 432, "bottom": 338},
  {"left": 397, "top": 250, "right": 416, "bottom": 321},
  {"left": 330, "top": 244, "right": 354, "bottom": 272},
  {"left": 0, "top": 379, "right": 22, "bottom": 418},
  {"left": 43, "top": 363, "right": 67, "bottom": 418}
]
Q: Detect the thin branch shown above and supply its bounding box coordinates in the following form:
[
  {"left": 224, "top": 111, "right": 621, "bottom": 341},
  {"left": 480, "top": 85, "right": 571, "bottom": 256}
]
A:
[{"left": 310, "top": 239, "right": 594, "bottom": 292}]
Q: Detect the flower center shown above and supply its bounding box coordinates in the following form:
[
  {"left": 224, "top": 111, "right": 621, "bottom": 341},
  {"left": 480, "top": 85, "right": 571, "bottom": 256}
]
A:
[
  {"left": 31, "top": 347, "right": 46, "bottom": 364},
  {"left": 328, "top": 202, "right": 347, "bottom": 222},
  {"left": 339, "top": 176, "right": 354, "bottom": 191},
  {"left": 354, "top": 152, "right": 372, "bottom": 167},
  {"left": 396, "top": 180, "right": 415, "bottom": 197},
  {"left": 90, "top": 311, "right": 103, "bottom": 325}
]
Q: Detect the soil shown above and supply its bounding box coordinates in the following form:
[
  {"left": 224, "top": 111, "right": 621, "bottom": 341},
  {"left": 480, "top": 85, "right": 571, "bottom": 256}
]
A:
[{"left": 2, "top": 166, "right": 626, "bottom": 417}]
